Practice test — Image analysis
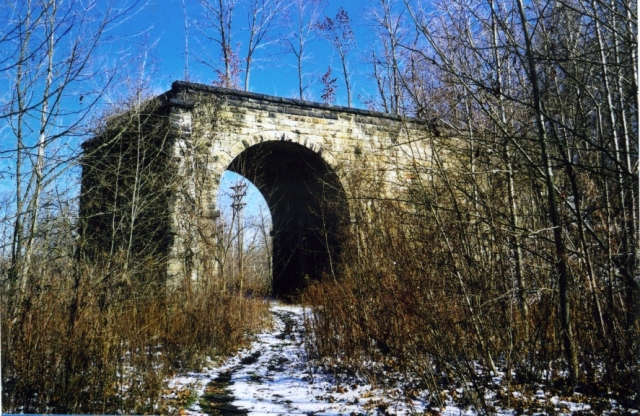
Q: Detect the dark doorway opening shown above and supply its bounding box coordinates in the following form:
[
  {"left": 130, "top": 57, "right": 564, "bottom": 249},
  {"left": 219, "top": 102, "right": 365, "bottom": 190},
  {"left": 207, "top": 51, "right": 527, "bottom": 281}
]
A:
[{"left": 226, "top": 141, "right": 348, "bottom": 298}]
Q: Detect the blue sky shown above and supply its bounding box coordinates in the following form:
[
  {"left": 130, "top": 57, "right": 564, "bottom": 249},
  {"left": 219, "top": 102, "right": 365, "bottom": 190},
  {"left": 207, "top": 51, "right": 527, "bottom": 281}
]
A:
[
  {"left": 119, "top": 0, "right": 382, "bottom": 105},
  {"left": 118, "top": 0, "right": 389, "bottom": 227},
  {"left": 218, "top": 171, "right": 269, "bottom": 236},
  {"left": 1, "top": 0, "right": 406, "bottom": 238}
]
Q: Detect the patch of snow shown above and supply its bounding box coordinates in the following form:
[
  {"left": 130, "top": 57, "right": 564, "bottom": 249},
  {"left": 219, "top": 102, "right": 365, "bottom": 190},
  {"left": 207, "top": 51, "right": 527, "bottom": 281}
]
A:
[
  {"left": 168, "top": 303, "right": 435, "bottom": 415},
  {"left": 165, "top": 302, "right": 639, "bottom": 416}
]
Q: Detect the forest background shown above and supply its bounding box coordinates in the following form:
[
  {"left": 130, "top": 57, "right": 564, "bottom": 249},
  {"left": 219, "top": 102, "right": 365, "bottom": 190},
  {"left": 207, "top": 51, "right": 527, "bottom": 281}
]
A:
[{"left": 0, "top": 0, "right": 638, "bottom": 413}]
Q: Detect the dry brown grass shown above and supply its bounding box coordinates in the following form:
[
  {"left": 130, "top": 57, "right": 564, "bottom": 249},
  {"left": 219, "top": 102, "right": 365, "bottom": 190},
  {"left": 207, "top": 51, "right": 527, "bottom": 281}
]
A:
[
  {"left": 1, "top": 254, "right": 270, "bottom": 414},
  {"left": 302, "top": 179, "right": 637, "bottom": 410}
]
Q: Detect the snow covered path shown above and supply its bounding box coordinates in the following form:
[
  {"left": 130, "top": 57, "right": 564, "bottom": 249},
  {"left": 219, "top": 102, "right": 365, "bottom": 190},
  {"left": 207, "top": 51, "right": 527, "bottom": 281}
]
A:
[
  {"left": 168, "top": 302, "right": 431, "bottom": 415},
  {"left": 166, "top": 302, "right": 622, "bottom": 415}
]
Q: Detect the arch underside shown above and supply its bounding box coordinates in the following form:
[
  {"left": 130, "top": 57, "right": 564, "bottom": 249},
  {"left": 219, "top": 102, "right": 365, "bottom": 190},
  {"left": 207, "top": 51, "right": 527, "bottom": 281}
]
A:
[{"left": 226, "top": 141, "right": 348, "bottom": 297}]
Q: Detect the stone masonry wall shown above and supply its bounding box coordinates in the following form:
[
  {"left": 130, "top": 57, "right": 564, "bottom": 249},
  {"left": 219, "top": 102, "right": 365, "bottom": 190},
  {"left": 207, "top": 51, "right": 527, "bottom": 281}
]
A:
[
  {"left": 81, "top": 81, "right": 433, "bottom": 291},
  {"left": 164, "top": 82, "right": 432, "bottom": 284},
  {"left": 170, "top": 81, "right": 431, "bottom": 199}
]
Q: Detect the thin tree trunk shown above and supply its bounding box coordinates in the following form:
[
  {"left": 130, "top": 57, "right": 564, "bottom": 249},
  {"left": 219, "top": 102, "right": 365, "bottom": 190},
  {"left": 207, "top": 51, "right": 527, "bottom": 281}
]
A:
[
  {"left": 21, "top": 1, "right": 56, "bottom": 293},
  {"left": 244, "top": 52, "right": 253, "bottom": 92},
  {"left": 591, "top": 0, "right": 638, "bottom": 359},
  {"left": 297, "top": 33, "right": 303, "bottom": 99},
  {"left": 182, "top": 0, "right": 189, "bottom": 80},
  {"left": 561, "top": 142, "right": 606, "bottom": 337},
  {"left": 244, "top": 7, "right": 257, "bottom": 91},
  {"left": 516, "top": 0, "right": 579, "bottom": 387},
  {"left": 11, "top": 0, "right": 34, "bottom": 291},
  {"left": 431, "top": 146, "right": 498, "bottom": 375},
  {"left": 489, "top": 0, "right": 529, "bottom": 335},
  {"left": 339, "top": 51, "right": 351, "bottom": 107}
]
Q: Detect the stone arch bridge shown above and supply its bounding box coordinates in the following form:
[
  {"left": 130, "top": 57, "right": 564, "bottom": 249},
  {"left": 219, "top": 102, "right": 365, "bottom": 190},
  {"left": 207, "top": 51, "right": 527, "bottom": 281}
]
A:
[{"left": 80, "top": 81, "right": 431, "bottom": 297}]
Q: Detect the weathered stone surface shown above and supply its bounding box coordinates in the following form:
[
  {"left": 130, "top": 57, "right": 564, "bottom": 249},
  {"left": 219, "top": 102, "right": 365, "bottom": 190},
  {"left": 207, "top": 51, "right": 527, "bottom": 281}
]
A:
[{"left": 80, "top": 81, "right": 432, "bottom": 296}]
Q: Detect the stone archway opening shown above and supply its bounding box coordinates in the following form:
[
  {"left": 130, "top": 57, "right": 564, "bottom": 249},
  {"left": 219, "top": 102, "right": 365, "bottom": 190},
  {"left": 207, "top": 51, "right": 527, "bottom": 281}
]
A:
[
  {"left": 216, "top": 171, "right": 273, "bottom": 297},
  {"left": 225, "top": 141, "right": 348, "bottom": 298}
]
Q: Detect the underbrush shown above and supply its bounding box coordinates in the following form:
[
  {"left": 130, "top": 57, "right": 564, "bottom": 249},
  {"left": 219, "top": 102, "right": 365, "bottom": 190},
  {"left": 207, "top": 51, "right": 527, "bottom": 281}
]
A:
[
  {"left": 304, "top": 276, "right": 637, "bottom": 413},
  {"left": 1, "top": 257, "right": 271, "bottom": 414},
  {"left": 302, "top": 192, "right": 638, "bottom": 413}
]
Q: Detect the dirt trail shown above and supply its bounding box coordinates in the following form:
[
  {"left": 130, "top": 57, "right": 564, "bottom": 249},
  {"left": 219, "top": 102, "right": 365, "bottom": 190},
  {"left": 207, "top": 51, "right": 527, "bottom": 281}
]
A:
[
  {"left": 196, "top": 306, "right": 304, "bottom": 415},
  {"left": 175, "top": 303, "right": 420, "bottom": 415}
]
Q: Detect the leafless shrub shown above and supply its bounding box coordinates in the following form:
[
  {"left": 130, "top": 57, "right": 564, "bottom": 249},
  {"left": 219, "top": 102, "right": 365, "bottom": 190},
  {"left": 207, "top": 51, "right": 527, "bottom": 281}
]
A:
[{"left": 1, "top": 248, "right": 269, "bottom": 413}]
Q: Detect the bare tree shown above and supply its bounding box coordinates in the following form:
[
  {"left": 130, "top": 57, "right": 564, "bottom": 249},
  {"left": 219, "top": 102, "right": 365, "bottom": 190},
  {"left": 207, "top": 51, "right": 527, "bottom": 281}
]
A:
[
  {"left": 194, "top": 0, "right": 285, "bottom": 90},
  {"left": 198, "top": 0, "right": 240, "bottom": 88},
  {"left": 400, "top": 0, "right": 637, "bottom": 392},
  {"left": 243, "top": 0, "right": 284, "bottom": 91},
  {"left": 317, "top": 7, "right": 355, "bottom": 107},
  {"left": 366, "top": 0, "right": 408, "bottom": 114},
  {"left": 281, "top": 0, "right": 325, "bottom": 100},
  {"left": 0, "top": 0, "right": 135, "bottom": 300},
  {"left": 302, "top": 0, "right": 637, "bottom": 404}
]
